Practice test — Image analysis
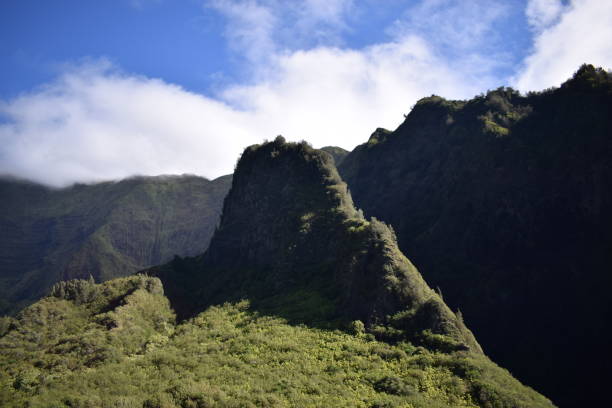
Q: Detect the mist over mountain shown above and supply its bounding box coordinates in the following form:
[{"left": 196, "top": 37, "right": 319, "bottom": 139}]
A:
[
  {"left": 0, "top": 174, "right": 231, "bottom": 315},
  {"left": 338, "top": 64, "right": 612, "bottom": 407}
]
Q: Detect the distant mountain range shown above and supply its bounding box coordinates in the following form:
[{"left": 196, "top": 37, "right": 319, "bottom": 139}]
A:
[
  {"left": 320, "top": 146, "right": 349, "bottom": 166},
  {"left": 0, "top": 174, "right": 231, "bottom": 315}
]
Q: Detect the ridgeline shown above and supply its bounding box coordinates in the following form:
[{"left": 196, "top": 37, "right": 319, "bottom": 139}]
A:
[
  {"left": 0, "top": 174, "right": 231, "bottom": 315},
  {"left": 339, "top": 64, "right": 612, "bottom": 406},
  {"left": 0, "top": 139, "right": 553, "bottom": 407}
]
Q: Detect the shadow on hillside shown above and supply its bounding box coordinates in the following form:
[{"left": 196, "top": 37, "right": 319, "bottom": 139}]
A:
[{"left": 150, "top": 255, "right": 349, "bottom": 332}]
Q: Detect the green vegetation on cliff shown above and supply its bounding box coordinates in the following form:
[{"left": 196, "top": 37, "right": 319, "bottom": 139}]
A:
[
  {"left": 339, "top": 64, "right": 612, "bottom": 407},
  {"left": 0, "top": 174, "right": 231, "bottom": 315},
  {"left": 152, "top": 137, "right": 480, "bottom": 353}
]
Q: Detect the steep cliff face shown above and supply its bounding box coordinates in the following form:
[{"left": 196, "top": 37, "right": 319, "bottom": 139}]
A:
[
  {"left": 0, "top": 174, "right": 231, "bottom": 315},
  {"left": 338, "top": 65, "right": 612, "bottom": 407},
  {"left": 153, "top": 137, "right": 481, "bottom": 352}
]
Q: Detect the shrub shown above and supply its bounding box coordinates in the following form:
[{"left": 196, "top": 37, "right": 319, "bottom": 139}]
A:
[
  {"left": 349, "top": 320, "right": 365, "bottom": 336},
  {"left": 373, "top": 376, "right": 416, "bottom": 396}
]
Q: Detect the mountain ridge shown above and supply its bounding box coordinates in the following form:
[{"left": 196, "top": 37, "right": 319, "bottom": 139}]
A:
[
  {"left": 338, "top": 64, "right": 612, "bottom": 407},
  {"left": 151, "top": 137, "right": 481, "bottom": 355},
  {"left": 0, "top": 174, "right": 232, "bottom": 315},
  {"left": 0, "top": 138, "right": 554, "bottom": 407}
]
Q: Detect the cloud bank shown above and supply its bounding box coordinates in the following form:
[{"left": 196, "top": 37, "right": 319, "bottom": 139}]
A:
[
  {"left": 1, "top": 0, "right": 611, "bottom": 186},
  {"left": 0, "top": 38, "right": 485, "bottom": 186},
  {"left": 0, "top": 62, "right": 250, "bottom": 186}
]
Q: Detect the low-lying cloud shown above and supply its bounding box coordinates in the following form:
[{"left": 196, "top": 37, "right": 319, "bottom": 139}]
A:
[
  {"left": 0, "top": 37, "right": 488, "bottom": 186},
  {"left": 1, "top": 0, "right": 611, "bottom": 186}
]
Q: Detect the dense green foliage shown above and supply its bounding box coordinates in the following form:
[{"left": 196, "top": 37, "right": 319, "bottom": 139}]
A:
[
  {"left": 0, "top": 276, "right": 552, "bottom": 407},
  {"left": 151, "top": 137, "right": 480, "bottom": 354},
  {"left": 0, "top": 174, "right": 231, "bottom": 315},
  {"left": 139, "top": 138, "right": 549, "bottom": 406},
  {"left": 339, "top": 64, "right": 612, "bottom": 407}
]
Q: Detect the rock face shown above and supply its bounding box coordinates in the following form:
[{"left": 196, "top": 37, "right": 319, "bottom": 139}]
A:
[
  {"left": 0, "top": 174, "right": 231, "bottom": 315},
  {"left": 153, "top": 137, "right": 481, "bottom": 352},
  {"left": 338, "top": 65, "right": 612, "bottom": 407}
]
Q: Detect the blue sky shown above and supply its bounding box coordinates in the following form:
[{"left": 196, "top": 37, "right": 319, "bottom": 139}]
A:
[
  {"left": 1, "top": 0, "right": 611, "bottom": 186},
  {"left": 0, "top": 0, "right": 530, "bottom": 98},
  {"left": 1, "top": 1, "right": 231, "bottom": 98}
]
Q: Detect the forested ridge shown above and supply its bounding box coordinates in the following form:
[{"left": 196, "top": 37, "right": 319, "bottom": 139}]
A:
[
  {"left": 0, "top": 174, "right": 231, "bottom": 315},
  {"left": 0, "top": 139, "right": 553, "bottom": 407},
  {"left": 339, "top": 64, "right": 612, "bottom": 407}
]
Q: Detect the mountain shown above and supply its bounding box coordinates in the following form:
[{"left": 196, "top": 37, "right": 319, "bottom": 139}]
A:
[
  {"left": 0, "top": 138, "right": 553, "bottom": 407},
  {"left": 338, "top": 64, "right": 612, "bottom": 407},
  {"left": 152, "top": 137, "right": 480, "bottom": 351},
  {"left": 0, "top": 174, "right": 231, "bottom": 315},
  {"left": 320, "top": 146, "right": 349, "bottom": 166}
]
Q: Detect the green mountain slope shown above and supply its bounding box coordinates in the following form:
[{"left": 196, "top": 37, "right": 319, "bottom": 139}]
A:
[
  {"left": 0, "top": 139, "right": 553, "bottom": 407},
  {"left": 338, "top": 64, "right": 612, "bottom": 407},
  {"left": 0, "top": 174, "right": 231, "bottom": 315},
  {"left": 0, "top": 276, "right": 552, "bottom": 408},
  {"left": 320, "top": 146, "right": 349, "bottom": 166},
  {"left": 152, "top": 137, "right": 480, "bottom": 354}
]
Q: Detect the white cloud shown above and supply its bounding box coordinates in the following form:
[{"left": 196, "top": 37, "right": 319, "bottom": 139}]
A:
[
  {"left": 302, "top": 0, "right": 353, "bottom": 23},
  {"left": 223, "top": 36, "right": 484, "bottom": 144},
  {"left": 0, "top": 1, "right": 516, "bottom": 186},
  {"left": 515, "top": 0, "right": 612, "bottom": 91},
  {"left": 0, "top": 61, "right": 252, "bottom": 186},
  {"left": 391, "top": 0, "right": 509, "bottom": 52},
  {"left": 386, "top": 0, "right": 515, "bottom": 83},
  {"left": 525, "top": 0, "right": 567, "bottom": 31},
  {"left": 206, "top": 0, "right": 278, "bottom": 64},
  {"left": 0, "top": 33, "right": 495, "bottom": 187},
  {"left": 293, "top": 0, "right": 354, "bottom": 39},
  {"left": 205, "top": 0, "right": 354, "bottom": 64}
]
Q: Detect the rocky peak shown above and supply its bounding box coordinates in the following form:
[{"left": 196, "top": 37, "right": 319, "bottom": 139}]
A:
[{"left": 154, "top": 137, "right": 481, "bottom": 352}]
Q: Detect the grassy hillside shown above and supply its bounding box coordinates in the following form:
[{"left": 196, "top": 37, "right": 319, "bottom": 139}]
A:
[
  {"left": 141, "top": 138, "right": 552, "bottom": 406},
  {"left": 0, "top": 277, "right": 552, "bottom": 407},
  {"left": 339, "top": 64, "right": 612, "bottom": 406},
  {"left": 0, "top": 174, "right": 231, "bottom": 315}
]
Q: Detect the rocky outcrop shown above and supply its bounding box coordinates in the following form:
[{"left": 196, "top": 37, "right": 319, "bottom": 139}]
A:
[{"left": 152, "top": 137, "right": 481, "bottom": 352}]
